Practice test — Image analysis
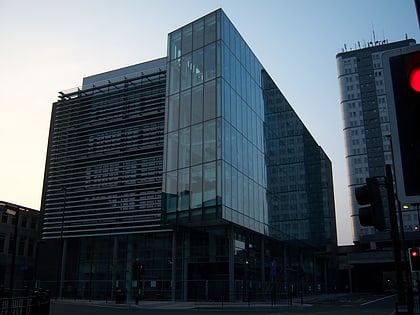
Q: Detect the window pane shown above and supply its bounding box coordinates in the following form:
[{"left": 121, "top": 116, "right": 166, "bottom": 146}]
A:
[
  {"left": 169, "top": 59, "right": 181, "bottom": 94},
  {"left": 204, "top": 43, "right": 216, "bottom": 81},
  {"left": 178, "top": 168, "right": 190, "bottom": 211},
  {"left": 191, "top": 85, "right": 203, "bottom": 124},
  {"left": 193, "top": 19, "right": 204, "bottom": 50},
  {"left": 190, "top": 165, "right": 202, "bottom": 209},
  {"left": 192, "top": 48, "right": 204, "bottom": 86},
  {"left": 165, "top": 171, "right": 178, "bottom": 212},
  {"left": 181, "top": 53, "right": 192, "bottom": 90},
  {"left": 204, "top": 79, "right": 216, "bottom": 121},
  {"left": 167, "top": 131, "right": 178, "bottom": 171},
  {"left": 168, "top": 94, "right": 179, "bottom": 132},
  {"left": 169, "top": 30, "right": 181, "bottom": 60},
  {"left": 203, "top": 162, "right": 216, "bottom": 206},
  {"left": 191, "top": 123, "right": 203, "bottom": 165},
  {"left": 205, "top": 13, "right": 216, "bottom": 45},
  {"left": 203, "top": 119, "right": 216, "bottom": 163},
  {"left": 179, "top": 90, "right": 191, "bottom": 129},
  {"left": 179, "top": 128, "right": 190, "bottom": 168},
  {"left": 182, "top": 24, "right": 193, "bottom": 54},
  {"left": 224, "top": 162, "right": 232, "bottom": 208}
]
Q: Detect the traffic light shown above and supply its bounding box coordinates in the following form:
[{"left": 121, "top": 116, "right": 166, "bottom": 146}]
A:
[
  {"left": 384, "top": 45, "right": 420, "bottom": 204},
  {"left": 409, "top": 248, "right": 420, "bottom": 271},
  {"left": 138, "top": 263, "right": 144, "bottom": 275},
  {"left": 355, "top": 177, "right": 386, "bottom": 231}
]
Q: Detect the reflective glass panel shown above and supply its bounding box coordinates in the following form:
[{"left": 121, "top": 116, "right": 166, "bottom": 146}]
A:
[
  {"left": 190, "top": 165, "right": 202, "bottom": 208},
  {"left": 167, "top": 131, "right": 178, "bottom": 171},
  {"left": 203, "top": 162, "right": 216, "bottom": 206},
  {"left": 203, "top": 119, "right": 216, "bottom": 163},
  {"left": 178, "top": 167, "right": 190, "bottom": 211},
  {"left": 178, "top": 127, "right": 190, "bottom": 168},
  {"left": 179, "top": 90, "right": 191, "bottom": 128},
  {"left": 203, "top": 79, "right": 216, "bottom": 121},
  {"left": 191, "top": 85, "right": 203, "bottom": 125},
  {"left": 191, "top": 123, "right": 203, "bottom": 165}
]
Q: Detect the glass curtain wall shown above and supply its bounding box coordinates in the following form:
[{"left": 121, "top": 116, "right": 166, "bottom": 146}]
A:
[{"left": 163, "top": 9, "right": 268, "bottom": 235}]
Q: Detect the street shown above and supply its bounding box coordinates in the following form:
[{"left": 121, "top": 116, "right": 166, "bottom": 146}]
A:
[{"left": 50, "top": 293, "right": 398, "bottom": 315}]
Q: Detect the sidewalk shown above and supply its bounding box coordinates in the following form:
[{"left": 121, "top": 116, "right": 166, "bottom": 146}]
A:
[{"left": 53, "top": 293, "right": 388, "bottom": 310}]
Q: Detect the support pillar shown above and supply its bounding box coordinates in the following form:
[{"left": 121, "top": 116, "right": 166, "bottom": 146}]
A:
[
  {"left": 171, "top": 230, "right": 177, "bottom": 301},
  {"left": 228, "top": 227, "right": 235, "bottom": 302}
]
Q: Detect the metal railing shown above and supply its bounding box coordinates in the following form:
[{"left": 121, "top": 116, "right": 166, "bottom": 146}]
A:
[
  {"left": 0, "top": 288, "right": 50, "bottom": 315},
  {"left": 36, "top": 279, "right": 313, "bottom": 305}
]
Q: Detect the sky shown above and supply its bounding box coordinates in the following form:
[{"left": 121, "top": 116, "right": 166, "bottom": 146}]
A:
[{"left": 0, "top": 0, "right": 418, "bottom": 245}]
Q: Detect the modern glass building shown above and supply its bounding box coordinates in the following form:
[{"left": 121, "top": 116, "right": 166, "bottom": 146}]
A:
[{"left": 39, "top": 9, "right": 337, "bottom": 302}]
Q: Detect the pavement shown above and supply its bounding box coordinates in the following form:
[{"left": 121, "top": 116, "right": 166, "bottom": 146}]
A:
[{"left": 54, "top": 293, "right": 395, "bottom": 310}]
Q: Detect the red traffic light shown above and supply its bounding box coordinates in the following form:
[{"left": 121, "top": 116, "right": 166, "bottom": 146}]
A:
[
  {"left": 409, "top": 66, "right": 420, "bottom": 92},
  {"left": 138, "top": 263, "right": 144, "bottom": 271},
  {"left": 411, "top": 248, "right": 419, "bottom": 257}
]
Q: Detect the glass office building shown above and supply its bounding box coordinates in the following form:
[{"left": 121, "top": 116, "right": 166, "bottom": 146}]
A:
[{"left": 39, "top": 9, "right": 337, "bottom": 302}]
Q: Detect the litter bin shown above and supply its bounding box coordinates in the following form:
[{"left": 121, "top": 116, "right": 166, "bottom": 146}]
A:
[{"left": 115, "top": 289, "right": 126, "bottom": 304}]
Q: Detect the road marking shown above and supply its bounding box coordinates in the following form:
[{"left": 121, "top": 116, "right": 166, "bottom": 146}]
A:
[{"left": 360, "top": 294, "right": 396, "bottom": 306}]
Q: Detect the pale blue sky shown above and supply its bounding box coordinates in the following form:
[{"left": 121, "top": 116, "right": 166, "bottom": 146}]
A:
[{"left": 0, "top": 0, "right": 418, "bottom": 245}]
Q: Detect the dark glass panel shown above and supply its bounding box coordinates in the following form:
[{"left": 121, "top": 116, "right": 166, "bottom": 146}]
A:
[
  {"left": 203, "top": 162, "right": 216, "bottom": 206},
  {"left": 192, "top": 48, "right": 204, "bottom": 86},
  {"left": 204, "top": 43, "right": 216, "bottom": 81},
  {"left": 191, "top": 85, "right": 203, "bottom": 125},
  {"left": 167, "top": 131, "right": 178, "bottom": 171},
  {"left": 169, "top": 30, "right": 181, "bottom": 60},
  {"left": 182, "top": 24, "right": 193, "bottom": 54},
  {"left": 178, "top": 167, "right": 190, "bottom": 211},
  {"left": 190, "top": 165, "right": 203, "bottom": 209},
  {"left": 178, "top": 127, "right": 190, "bottom": 168},
  {"left": 168, "top": 94, "right": 179, "bottom": 132},
  {"left": 204, "top": 13, "right": 216, "bottom": 45},
  {"left": 191, "top": 123, "right": 203, "bottom": 166},
  {"left": 203, "top": 79, "right": 216, "bottom": 121},
  {"left": 180, "top": 53, "right": 192, "bottom": 90},
  {"left": 179, "top": 90, "right": 191, "bottom": 129},
  {"left": 169, "top": 59, "right": 181, "bottom": 95},
  {"left": 203, "top": 119, "right": 216, "bottom": 163},
  {"left": 165, "top": 171, "right": 177, "bottom": 212},
  {"left": 193, "top": 19, "right": 204, "bottom": 50}
]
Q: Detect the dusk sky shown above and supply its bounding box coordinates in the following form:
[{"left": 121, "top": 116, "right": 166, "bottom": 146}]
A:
[{"left": 0, "top": 0, "right": 418, "bottom": 245}]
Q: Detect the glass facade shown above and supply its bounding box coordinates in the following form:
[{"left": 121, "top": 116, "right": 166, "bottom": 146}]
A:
[
  {"left": 163, "top": 10, "right": 268, "bottom": 235},
  {"left": 262, "top": 72, "right": 337, "bottom": 246},
  {"left": 39, "top": 9, "right": 337, "bottom": 302}
]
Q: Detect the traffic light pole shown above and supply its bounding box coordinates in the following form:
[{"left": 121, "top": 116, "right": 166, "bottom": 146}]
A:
[{"left": 385, "top": 164, "right": 411, "bottom": 313}]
